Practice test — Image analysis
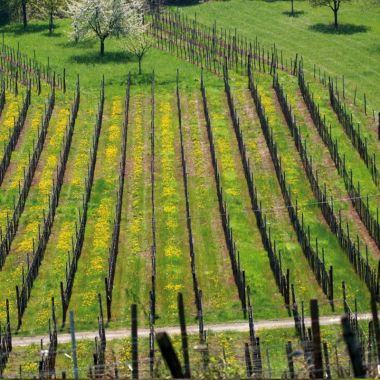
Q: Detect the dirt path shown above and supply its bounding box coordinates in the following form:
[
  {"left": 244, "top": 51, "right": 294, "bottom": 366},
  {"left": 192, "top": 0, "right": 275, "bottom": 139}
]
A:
[{"left": 12, "top": 313, "right": 372, "bottom": 347}]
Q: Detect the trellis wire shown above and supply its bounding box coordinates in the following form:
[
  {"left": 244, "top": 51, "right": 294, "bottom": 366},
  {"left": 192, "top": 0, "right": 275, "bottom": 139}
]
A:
[
  {"left": 60, "top": 77, "right": 104, "bottom": 327},
  {"left": 15, "top": 78, "right": 80, "bottom": 330},
  {"left": 0, "top": 85, "right": 55, "bottom": 271}
]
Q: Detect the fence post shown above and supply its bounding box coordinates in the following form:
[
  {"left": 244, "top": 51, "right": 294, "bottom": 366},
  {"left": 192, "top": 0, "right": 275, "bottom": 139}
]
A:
[
  {"left": 371, "top": 296, "right": 380, "bottom": 364},
  {"left": 323, "top": 342, "right": 331, "bottom": 379},
  {"left": 310, "top": 299, "right": 323, "bottom": 378},
  {"left": 286, "top": 341, "right": 295, "bottom": 379},
  {"left": 131, "top": 304, "right": 138, "bottom": 379},
  {"left": 177, "top": 293, "right": 190, "bottom": 378},
  {"left": 244, "top": 343, "right": 253, "bottom": 378},
  {"left": 342, "top": 316, "right": 366, "bottom": 377},
  {"left": 156, "top": 332, "right": 185, "bottom": 379},
  {"left": 69, "top": 311, "right": 79, "bottom": 380}
]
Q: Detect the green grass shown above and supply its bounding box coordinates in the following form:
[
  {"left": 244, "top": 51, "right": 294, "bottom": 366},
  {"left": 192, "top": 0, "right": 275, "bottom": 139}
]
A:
[
  {"left": 0, "top": 90, "right": 71, "bottom": 323},
  {"left": 20, "top": 94, "right": 99, "bottom": 333},
  {"left": 0, "top": 9, "right": 377, "bottom": 338},
  {"left": 68, "top": 96, "right": 124, "bottom": 328},
  {"left": 307, "top": 78, "right": 380, "bottom": 210},
  {"left": 172, "top": 0, "right": 380, "bottom": 113},
  {"left": 0, "top": 19, "right": 220, "bottom": 98},
  {"left": 0, "top": 87, "right": 45, "bottom": 228},
  {"left": 277, "top": 73, "right": 379, "bottom": 264},
  {"left": 180, "top": 87, "right": 241, "bottom": 322},
  {"left": 110, "top": 90, "right": 153, "bottom": 327},
  {"left": 228, "top": 81, "right": 330, "bottom": 310},
  {"left": 154, "top": 88, "right": 196, "bottom": 324},
  {"left": 3, "top": 323, "right": 356, "bottom": 379},
  {"left": 248, "top": 71, "right": 371, "bottom": 310},
  {"left": 204, "top": 82, "right": 288, "bottom": 319}
]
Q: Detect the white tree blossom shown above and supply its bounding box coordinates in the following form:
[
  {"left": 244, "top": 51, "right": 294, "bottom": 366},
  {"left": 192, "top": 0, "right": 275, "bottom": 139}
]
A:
[{"left": 67, "top": 0, "right": 145, "bottom": 56}]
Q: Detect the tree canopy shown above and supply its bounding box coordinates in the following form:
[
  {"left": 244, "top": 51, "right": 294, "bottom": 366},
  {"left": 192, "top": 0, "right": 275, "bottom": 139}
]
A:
[{"left": 67, "top": 0, "right": 146, "bottom": 56}]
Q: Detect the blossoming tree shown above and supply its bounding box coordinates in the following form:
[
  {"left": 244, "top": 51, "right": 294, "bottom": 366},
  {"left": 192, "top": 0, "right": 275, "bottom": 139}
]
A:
[{"left": 67, "top": 0, "right": 145, "bottom": 56}]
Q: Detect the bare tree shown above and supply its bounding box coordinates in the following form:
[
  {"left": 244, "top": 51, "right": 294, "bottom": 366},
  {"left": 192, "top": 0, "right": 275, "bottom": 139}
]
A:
[
  {"left": 309, "top": 0, "right": 351, "bottom": 28},
  {"left": 124, "top": 33, "right": 153, "bottom": 74}
]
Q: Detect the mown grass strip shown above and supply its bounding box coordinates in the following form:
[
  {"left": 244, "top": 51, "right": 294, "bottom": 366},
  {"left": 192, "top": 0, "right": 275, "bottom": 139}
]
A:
[
  {"left": 0, "top": 96, "right": 71, "bottom": 322},
  {"left": 228, "top": 78, "right": 330, "bottom": 314},
  {"left": 204, "top": 81, "right": 287, "bottom": 320},
  {"left": 277, "top": 73, "right": 379, "bottom": 263},
  {"left": 111, "top": 91, "right": 152, "bottom": 327},
  {"left": 19, "top": 96, "right": 99, "bottom": 334},
  {"left": 0, "top": 89, "right": 48, "bottom": 230},
  {"left": 69, "top": 96, "right": 123, "bottom": 328},
  {"left": 253, "top": 71, "right": 370, "bottom": 310},
  {"left": 181, "top": 88, "right": 240, "bottom": 323},
  {"left": 154, "top": 89, "right": 195, "bottom": 325}
]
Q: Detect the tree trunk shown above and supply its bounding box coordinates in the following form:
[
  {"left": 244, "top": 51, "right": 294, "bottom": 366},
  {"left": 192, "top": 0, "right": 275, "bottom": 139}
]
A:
[
  {"left": 291, "top": 0, "right": 294, "bottom": 15},
  {"left": 100, "top": 38, "right": 105, "bottom": 56},
  {"left": 49, "top": 11, "right": 53, "bottom": 34},
  {"left": 22, "top": 0, "right": 27, "bottom": 29},
  {"left": 334, "top": 8, "right": 338, "bottom": 28},
  {"left": 138, "top": 57, "right": 142, "bottom": 75}
]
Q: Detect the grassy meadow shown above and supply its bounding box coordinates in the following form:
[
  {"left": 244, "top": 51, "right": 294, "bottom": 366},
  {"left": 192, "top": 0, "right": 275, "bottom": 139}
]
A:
[{"left": 0, "top": 0, "right": 378, "bottom": 343}]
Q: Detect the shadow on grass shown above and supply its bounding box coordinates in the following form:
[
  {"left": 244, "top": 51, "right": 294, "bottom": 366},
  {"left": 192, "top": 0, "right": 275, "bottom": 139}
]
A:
[
  {"left": 367, "top": 43, "right": 380, "bottom": 53},
  {"left": 1, "top": 22, "right": 58, "bottom": 35},
  {"left": 309, "top": 23, "right": 369, "bottom": 34},
  {"left": 129, "top": 72, "right": 155, "bottom": 85},
  {"left": 41, "top": 31, "right": 63, "bottom": 38},
  {"left": 282, "top": 10, "right": 305, "bottom": 17},
  {"left": 165, "top": 0, "right": 202, "bottom": 5},
  {"left": 68, "top": 51, "right": 135, "bottom": 64},
  {"left": 58, "top": 39, "right": 97, "bottom": 49}
]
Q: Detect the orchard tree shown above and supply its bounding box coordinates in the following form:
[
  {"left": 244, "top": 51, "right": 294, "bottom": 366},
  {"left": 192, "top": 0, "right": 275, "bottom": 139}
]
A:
[
  {"left": 123, "top": 32, "right": 153, "bottom": 74},
  {"left": 21, "top": 0, "right": 27, "bottom": 28},
  {"left": 0, "top": 0, "right": 26, "bottom": 26},
  {"left": 5, "top": 0, "right": 29, "bottom": 28},
  {"left": 0, "top": 0, "right": 12, "bottom": 24},
  {"left": 290, "top": 0, "right": 295, "bottom": 16},
  {"left": 42, "top": 0, "right": 66, "bottom": 34},
  {"left": 68, "top": 0, "right": 145, "bottom": 56},
  {"left": 309, "top": 0, "right": 350, "bottom": 28},
  {"left": 31, "top": 0, "right": 66, "bottom": 33}
]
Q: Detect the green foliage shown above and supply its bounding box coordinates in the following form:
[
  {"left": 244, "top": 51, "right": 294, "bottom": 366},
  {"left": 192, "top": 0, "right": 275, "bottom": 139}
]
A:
[{"left": 0, "top": 0, "right": 20, "bottom": 25}]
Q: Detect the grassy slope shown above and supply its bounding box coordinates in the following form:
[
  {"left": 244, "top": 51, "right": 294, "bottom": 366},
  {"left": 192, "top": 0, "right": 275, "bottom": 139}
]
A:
[
  {"left": 0, "top": 91, "right": 71, "bottom": 320},
  {"left": 180, "top": 87, "right": 241, "bottom": 323},
  {"left": 111, "top": 90, "right": 153, "bottom": 326},
  {"left": 229, "top": 82, "right": 331, "bottom": 311},
  {"left": 0, "top": 87, "right": 45, "bottom": 227},
  {"left": 154, "top": 88, "right": 196, "bottom": 324},
  {"left": 251, "top": 72, "right": 370, "bottom": 309},
  {"left": 174, "top": 0, "right": 380, "bottom": 113},
  {"left": 0, "top": 11, "right": 376, "bottom": 334},
  {"left": 20, "top": 94, "right": 98, "bottom": 334},
  {"left": 278, "top": 74, "right": 380, "bottom": 262},
  {"left": 204, "top": 82, "right": 287, "bottom": 319},
  {"left": 0, "top": 19, "right": 221, "bottom": 97}
]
